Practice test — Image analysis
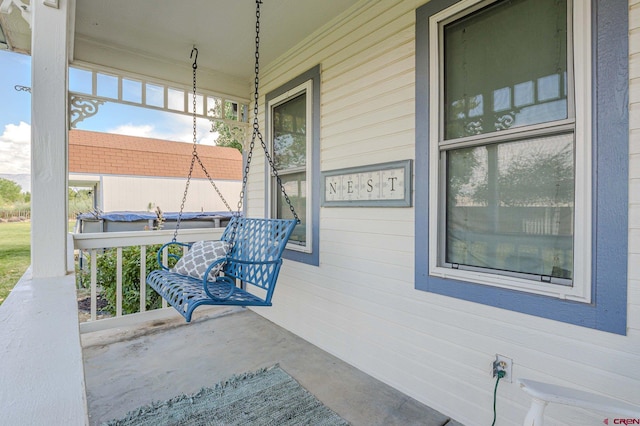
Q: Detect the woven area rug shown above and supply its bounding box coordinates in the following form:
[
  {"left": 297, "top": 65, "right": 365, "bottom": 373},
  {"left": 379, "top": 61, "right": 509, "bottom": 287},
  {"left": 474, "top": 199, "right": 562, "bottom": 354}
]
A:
[{"left": 104, "top": 365, "right": 350, "bottom": 426}]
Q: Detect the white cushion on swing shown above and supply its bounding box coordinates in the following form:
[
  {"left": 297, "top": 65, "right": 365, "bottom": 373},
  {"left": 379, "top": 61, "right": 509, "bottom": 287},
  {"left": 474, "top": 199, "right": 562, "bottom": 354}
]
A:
[{"left": 171, "top": 240, "right": 230, "bottom": 281}]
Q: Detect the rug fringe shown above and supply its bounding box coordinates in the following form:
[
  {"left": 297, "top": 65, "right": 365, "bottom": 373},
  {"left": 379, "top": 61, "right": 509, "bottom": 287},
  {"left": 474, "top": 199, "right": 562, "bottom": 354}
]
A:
[{"left": 103, "top": 364, "right": 281, "bottom": 426}]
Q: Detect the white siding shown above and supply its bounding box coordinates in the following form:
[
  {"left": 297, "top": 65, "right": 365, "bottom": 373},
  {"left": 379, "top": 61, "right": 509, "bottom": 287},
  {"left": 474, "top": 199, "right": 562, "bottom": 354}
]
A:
[
  {"left": 630, "top": 0, "right": 640, "bottom": 343},
  {"left": 246, "top": 1, "right": 640, "bottom": 424},
  {"left": 100, "top": 176, "right": 241, "bottom": 212},
  {"left": 70, "top": 173, "right": 241, "bottom": 213}
]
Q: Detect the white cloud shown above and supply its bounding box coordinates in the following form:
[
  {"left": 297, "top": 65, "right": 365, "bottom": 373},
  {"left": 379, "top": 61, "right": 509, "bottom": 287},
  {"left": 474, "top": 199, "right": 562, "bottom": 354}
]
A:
[
  {"left": 167, "top": 115, "right": 219, "bottom": 146},
  {"left": 108, "top": 124, "right": 157, "bottom": 139},
  {"left": 108, "top": 117, "right": 218, "bottom": 146},
  {"left": 0, "top": 122, "right": 31, "bottom": 174},
  {"left": 0, "top": 115, "right": 224, "bottom": 176}
]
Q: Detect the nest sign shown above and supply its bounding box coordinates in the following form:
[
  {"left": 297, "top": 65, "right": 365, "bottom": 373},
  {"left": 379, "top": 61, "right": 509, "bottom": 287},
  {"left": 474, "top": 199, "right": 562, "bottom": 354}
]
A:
[{"left": 321, "top": 160, "right": 412, "bottom": 207}]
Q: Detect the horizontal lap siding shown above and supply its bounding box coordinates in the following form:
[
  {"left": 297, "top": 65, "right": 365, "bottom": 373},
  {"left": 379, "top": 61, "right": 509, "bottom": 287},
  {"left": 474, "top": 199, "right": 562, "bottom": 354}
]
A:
[
  {"left": 630, "top": 0, "right": 640, "bottom": 350},
  {"left": 250, "top": 1, "right": 640, "bottom": 425},
  {"left": 100, "top": 176, "right": 241, "bottom": 212}
]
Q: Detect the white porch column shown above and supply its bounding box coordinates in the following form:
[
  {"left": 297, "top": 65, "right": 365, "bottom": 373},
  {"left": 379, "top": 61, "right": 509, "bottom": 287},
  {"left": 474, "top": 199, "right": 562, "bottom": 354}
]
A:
[{"left": 30, "top": 0, "right": 73, "bottom": 277}]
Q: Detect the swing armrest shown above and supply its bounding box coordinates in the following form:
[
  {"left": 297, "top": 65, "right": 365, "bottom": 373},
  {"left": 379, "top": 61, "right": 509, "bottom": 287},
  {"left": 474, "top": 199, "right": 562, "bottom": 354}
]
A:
[
  {"left": 202, "top": 257, "right": 228, "bottom": 279},
  {"left": 156, "top": 241, "right": 192, "bottom": 271},
  {"left": 202, "top": 259, "right": 235, "bottom": 301},
  {"left": 200, "top": 257, "right": 281, "bottom": 301},
  {"left": 224, "top": 257, "right": 282, "bottom": 266}
]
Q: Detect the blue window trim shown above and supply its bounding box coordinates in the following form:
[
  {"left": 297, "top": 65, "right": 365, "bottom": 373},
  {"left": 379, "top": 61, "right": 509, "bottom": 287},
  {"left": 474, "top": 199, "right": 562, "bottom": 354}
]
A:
[
  {"left": 415, "top": 0, "right": 629, "bottom": 334},
  {"left": 264, "top": 65, "right": 321, "bottom": 266}
]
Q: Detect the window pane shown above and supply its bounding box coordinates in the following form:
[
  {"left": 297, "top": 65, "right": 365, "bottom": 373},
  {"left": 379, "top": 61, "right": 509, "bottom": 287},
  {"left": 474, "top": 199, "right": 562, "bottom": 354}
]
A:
[
  {"left": 445, "top": 133, "right": 574, "bottom": 279},
  {"left": 276, "top": 172, "right": 306, "bottom": 246},
  {"left": 225, "top": 101, "right": 238, "bottom": 120},
  {"left": 207, "top": 97, "right": 222, "bottom": 118},
  {"left": 273, "top": 92, "right": 307, "bottom": 245},
  {"left": 145, "top": 83, "right": 164, "bottom": 108},
  {"left": 168, "top": 88, "right": 184, "bottom": 111},
  {"left": 443, "top": 0, "right": 568, "bottom": 139},
  {"left": 69, "top": 67, "right": 93, "bottom": 94},
  {"left": 96, "top": 73, "right": 118, "bottom": 99},
  {"left": 187, "top": 93, "right": 204, "bottom": 115},
  {"left": 273, "top": 93, "right": 306, "bottom": 170},
  {"left": 122, "top": 79, "right": 142, "bottom": 103}
]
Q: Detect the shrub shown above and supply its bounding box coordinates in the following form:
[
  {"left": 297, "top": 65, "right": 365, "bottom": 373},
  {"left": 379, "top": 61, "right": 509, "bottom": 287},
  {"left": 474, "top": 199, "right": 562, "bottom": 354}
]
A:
[{"left": 79, "top": 244, "right": 182, "bottom": 315}]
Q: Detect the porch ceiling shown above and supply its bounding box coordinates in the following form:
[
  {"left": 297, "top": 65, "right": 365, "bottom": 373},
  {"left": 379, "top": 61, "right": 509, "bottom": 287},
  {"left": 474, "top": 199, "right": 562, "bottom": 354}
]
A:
[{"left": 3, "top": 0, "right": 359, "bottom": 82}]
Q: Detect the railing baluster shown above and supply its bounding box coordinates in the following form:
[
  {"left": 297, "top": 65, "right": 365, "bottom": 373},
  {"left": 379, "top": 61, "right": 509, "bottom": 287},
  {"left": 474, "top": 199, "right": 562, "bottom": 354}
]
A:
[
  {"left": 73, "top": 228, "right": 225, "bottom": 322},
  {"left": 116, "top": 247, "right": 123, "bottom": 317},
  {"left": 161, "top": 247, "right": 168, "bottom": 309},
  {"left": 90, "top": 249, "right": 97, "bottom": 321},
  {"left": 140, "top": 245, "right": 146, "bottom": 313}
]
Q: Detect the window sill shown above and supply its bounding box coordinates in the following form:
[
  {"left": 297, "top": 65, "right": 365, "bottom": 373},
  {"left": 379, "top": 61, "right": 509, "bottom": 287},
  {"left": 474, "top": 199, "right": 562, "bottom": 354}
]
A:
[{"left": 429, "top": 266, "right": 591, "bottom": 303}]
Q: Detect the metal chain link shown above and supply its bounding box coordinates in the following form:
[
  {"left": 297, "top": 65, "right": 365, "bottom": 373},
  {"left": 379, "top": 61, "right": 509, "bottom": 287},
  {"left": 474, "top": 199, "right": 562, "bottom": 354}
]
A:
[
  {"left": 173, "top": 46, "right": 234, "bottom": 242},
  {"left": 236, "top": 0, "right": 300, "bottom": 225}
]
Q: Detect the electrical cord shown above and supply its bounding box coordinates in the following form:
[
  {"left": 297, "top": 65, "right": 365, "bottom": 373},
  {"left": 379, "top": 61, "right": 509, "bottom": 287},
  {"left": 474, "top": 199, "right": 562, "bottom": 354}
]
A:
[{"left": 491, "top": 370, "right": 506, "bottom": 426}]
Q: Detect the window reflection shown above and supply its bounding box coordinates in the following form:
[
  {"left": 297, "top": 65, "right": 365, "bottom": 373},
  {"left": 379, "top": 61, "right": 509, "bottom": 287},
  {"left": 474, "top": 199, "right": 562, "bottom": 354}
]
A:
[
  {"left": 273, "top": 93, "right": 306, "bottom": 170},
  {"left": 277, "top": 172, "right": 307, "bottom": 245},
  {"left": 446, "top": 133, "right": 574, "bottom": 279},
  {"left": 273, "top": 91, "right": 307, "bottom": 246},
  {"left": 443, "top": 0, "right": 568, "bottom": 139}
]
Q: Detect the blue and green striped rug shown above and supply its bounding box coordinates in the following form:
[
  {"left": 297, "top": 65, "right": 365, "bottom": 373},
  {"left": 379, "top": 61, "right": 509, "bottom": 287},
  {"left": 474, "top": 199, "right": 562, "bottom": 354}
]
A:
[{"left": 104, "top": 365, "right": 349, "bottom": 426}]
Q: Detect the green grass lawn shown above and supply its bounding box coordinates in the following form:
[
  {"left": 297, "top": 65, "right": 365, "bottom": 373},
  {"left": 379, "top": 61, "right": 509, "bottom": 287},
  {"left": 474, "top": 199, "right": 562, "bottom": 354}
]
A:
[{"left": 0, "top": 221, "right": 31, "bottom": 305}]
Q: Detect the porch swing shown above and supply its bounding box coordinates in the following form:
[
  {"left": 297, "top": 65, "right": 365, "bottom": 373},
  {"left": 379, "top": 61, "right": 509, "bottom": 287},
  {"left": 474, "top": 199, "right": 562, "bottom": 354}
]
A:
[{"left": 146, "top": 0, "right": 299, "bottom": 322}]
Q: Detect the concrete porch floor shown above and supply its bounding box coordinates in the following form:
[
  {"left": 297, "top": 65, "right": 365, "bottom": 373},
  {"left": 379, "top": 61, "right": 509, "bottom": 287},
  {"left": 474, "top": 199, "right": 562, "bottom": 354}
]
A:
[{"left": 82, "top": 307, "right": 463, "bottom": 426}]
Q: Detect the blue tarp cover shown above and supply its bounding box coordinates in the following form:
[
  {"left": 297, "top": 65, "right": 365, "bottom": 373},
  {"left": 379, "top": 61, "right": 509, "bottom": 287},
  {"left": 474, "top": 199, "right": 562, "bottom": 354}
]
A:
[{"left": 77, "top": 211, "right": 236, "bottom": 222}]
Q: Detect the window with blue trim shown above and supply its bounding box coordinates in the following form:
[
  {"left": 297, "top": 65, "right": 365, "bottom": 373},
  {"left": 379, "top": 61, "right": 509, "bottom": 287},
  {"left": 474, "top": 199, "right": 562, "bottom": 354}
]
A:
[
  {"left": 415, "top": 0, "right": 628, "bottom": 334},
  {"left": 266, "top": 65, "right": 320, "bottom": 266}
]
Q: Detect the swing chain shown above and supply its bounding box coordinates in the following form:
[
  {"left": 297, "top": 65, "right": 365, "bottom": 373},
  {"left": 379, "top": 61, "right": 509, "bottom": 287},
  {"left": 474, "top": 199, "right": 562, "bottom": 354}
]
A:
[
  {"left": 173, "top": 46, "right": 234, "bottom": 242},
  {"left": 172, "top": 47, "right": 199, "bottom": 242},
  {"left": 236, "top": 0, "right": 300, "bottom": 225},
  {"left": 187, "top": 47, "right": 233, "bottom": 214}
]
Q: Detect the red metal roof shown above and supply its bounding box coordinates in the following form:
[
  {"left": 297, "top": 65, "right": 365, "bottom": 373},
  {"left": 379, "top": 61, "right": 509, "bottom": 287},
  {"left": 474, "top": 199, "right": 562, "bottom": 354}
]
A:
[{"left": 69, "top": 129, "right": 242, "bottom": 180}]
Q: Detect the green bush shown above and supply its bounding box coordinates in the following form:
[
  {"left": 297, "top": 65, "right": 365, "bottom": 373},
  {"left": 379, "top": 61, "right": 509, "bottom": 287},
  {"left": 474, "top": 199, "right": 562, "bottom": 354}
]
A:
[
  {"left": 0, "top": 178, "right": 22, "bottom": 203},
  {"left": 0, "top": 204, "right": 30, "bottom": 220},
  {"left": 79, "top": 244, "right": 182, "bottom": 315}
]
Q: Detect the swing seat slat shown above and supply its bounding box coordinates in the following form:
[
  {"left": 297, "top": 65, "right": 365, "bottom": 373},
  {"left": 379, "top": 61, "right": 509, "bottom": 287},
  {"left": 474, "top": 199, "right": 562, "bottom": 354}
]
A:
[{"left": 146, "top": 217, "right": 297, "bottom": 322}]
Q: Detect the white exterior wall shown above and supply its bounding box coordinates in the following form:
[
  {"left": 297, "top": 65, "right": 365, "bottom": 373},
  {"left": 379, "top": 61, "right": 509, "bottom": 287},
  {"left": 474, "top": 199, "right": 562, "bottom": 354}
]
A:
[
  {"left": 247, "top": 1, "right": 640, "bottom": 425},
  {"left": 97, "top": 175, "right": 240, "bottom": 212}
]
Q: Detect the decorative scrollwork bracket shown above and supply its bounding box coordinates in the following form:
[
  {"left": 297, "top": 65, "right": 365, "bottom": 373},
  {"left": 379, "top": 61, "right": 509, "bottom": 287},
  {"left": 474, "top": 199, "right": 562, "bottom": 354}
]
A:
[
  {"left": 231, "top": 125, "right": 251, "bottom": 151},
  {"left": 69, "top": 95, "right": 105, "bottom": 129}
]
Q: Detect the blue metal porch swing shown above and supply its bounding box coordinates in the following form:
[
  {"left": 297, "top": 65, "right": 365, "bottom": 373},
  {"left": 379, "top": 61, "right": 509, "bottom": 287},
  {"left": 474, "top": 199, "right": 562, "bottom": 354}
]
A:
[{"left": 147, "top": 1, "right": 299, "bottom": 322}]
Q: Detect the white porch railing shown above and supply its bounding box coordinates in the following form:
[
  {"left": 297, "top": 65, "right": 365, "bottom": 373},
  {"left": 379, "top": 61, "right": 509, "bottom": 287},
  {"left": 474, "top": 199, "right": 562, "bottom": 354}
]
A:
[{"left": 72, "top": 227, "right": 225, "bottom": 322}]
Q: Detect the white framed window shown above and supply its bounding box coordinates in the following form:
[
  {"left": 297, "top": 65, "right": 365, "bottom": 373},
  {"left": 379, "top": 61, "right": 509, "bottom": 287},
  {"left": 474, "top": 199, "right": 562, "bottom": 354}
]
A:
[
  {"left": 267, "top": 80, "right": 314, "bottom": 253},
  {"left": 427, "top": 0, "right": 591, "bottom": 301}
]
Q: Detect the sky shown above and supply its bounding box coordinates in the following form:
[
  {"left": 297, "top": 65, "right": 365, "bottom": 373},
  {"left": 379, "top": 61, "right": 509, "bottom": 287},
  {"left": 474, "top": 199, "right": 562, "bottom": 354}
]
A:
[
  {"left": 0, "top": 49, "right": 219, "bottom": 190},
  {"left": 0, "top": 50, "right": 31, "bottom": 175}
]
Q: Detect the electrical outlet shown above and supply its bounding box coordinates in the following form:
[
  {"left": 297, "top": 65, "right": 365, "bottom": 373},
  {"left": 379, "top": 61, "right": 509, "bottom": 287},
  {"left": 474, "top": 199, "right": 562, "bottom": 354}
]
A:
[{"left": 492, "top": 354, "right": 512, "bottom": 383}]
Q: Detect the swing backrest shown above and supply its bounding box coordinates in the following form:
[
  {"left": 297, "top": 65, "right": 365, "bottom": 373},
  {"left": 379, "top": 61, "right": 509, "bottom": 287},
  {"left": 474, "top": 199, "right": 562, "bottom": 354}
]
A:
[{"left": 220, "top": 216, "right": 297, "bottom": 298}]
